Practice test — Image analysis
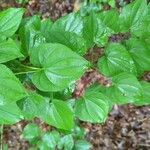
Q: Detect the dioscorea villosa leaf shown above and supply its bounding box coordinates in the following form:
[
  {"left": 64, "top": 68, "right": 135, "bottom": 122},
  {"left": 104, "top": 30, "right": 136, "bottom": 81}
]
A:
[
  {"left": 0, "top": 39, "right": 23, "bottom": 63},
  {"left": 0, "top": 8, "right": 24, "bottom": 37},
  {"left": 98, "top": 43, "right": 137, "bottom": 76},
  {"left": 20, "top": 93, "right": 74, "bottom": 130},
  {"left": 22, "top": 123, "right": 41, "bottom": 141},
  {"left": 75, "top": 86, "right": 110, "bottom": 123},
  {"left": 126, "top": 38, "right": 150, "bottom": 74},
  {"left": 134, "top": 81, "right": 150, "bottom": 106},
  {"left": 119, "top": 0, "right": 148, "bottom": 32},
  {"left": 0, "top": 64, "right": 27, "bottom": 103},
  {"left": 30, "top": 43, "right": 88, "bottom": 91},
  {"left": 0, "top": 102, "right": 23, "bottom": 124}
]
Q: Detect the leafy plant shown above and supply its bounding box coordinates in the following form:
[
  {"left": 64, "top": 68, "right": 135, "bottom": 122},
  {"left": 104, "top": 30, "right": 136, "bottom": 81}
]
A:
[
  {"left": 0, "top": 0, "right": 150, "bottom": 149},
  {"left": 22, "top": 123, "right": 91, "bottom": 150}
]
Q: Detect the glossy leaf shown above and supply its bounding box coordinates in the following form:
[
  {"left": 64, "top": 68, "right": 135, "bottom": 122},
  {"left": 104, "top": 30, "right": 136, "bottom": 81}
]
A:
[
  {"left": 83, "top": 12, "right": 98, "bottom": 48},
  {"left": 111, "top": 73, "right": 142, "bottom": 103},
  {"left": 19, "top": 93, "right": 45, "bottom": 120},
  {"left": 22, "top": 123, "right": 41, "bottom": 141},
  {"left": 0, "top": 102, "right": 23, "bottom": 124},
  {"left": 40, "top": 19, "right": 53, "bottom": 42},
  {"left": 42, "top": 131, "right": 60, "bottom": 149},
  {"left": 98, "top": 9, "right": 120, "bottom": 33},
  {"left": 74, "top": 140, "right": 92, "bottom": 150},
  {"left": 0, "top": 8, "right": 24, "bottom": 37},
  {"left": 49, "top": 30, "right": 87, "bottom": 55},
  {"left": 58, "top": 134, "right": 74, "bottom": 150},
  {"left": 19, "top": 15, "right": 46, "bottom": 55},
  {"left": 30, "top": 43, "right": 88, "bottom": 91},
  {"left": 0, "top": 39, "right": 23, "bottom": 63},
  {"left": 0, "top": 64, "right": 27, "bottom": 103},
  {"left": 98, "top": 43, "right": 137, "bottom": 76},
  {"left": 20, "top": 93, "right": 74, "bottom": 130},
  {"left": 75, "top": 86, "right": 110, "bottom": 123},
  {"left": 126, "top": 38, "right": 150, "bottom": 73},
  {"left": 134, "top": 81, "right": 150, "bottom": 106},
  {"left": 119, "top": 0, "right": 148, "bottom": 31},
  {"left": 41, "top": 99, "right": 74, "bottom": 130},
  {"left": 51, "top": 12, "right": 83, "bottom": 35}
]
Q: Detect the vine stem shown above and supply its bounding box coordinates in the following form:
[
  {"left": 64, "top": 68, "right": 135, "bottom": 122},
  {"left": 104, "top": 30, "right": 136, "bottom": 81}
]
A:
[
  {"left": 15, "top": 70, "right": 39, "bottom": 75},
  {"left": 0, "top": 125, "right": 3, "bottom": 150}
]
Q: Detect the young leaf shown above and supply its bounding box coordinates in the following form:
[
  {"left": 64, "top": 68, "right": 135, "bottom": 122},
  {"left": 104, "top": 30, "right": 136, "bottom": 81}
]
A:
[
  {"left": 74, "top": 140, "right": 92, "bottom": 150},
  {"left": 48, "top": 30, "right": 87, "bottom": 55},
  {"left": 19, "top": 93, "right": 45, "bottom": 120},
  {"left": 22, "top": 123, "right": 41, "bottom": 141},
  {"left": 75, "top": 86, "right": 110, "bottom": 123},
  {"left": 98, "top": 43, "right": 137, "bottom": 76},
  {"left": 20, "top": 93, "right": 74, "bottom": 130},
  {"left": 126, "top": 38, "right": 150, "bottom": 73},
  {"left": 57, "top": 134, "right": 74, "bottom": 150},
  {"left": 0, "top": 64, "right": 27, "bottom": 103},
  {"left": 41, "top": 99, "right": 74, "bottom": 130},
  {"left": 134, "top": 81, "right": 150, "bottom": 106},
  {"left": 42, "top": 131, "right": 60, "bottom": 149},
  {"left": 30, "top": 43, "right": 88, "bottom": 91},
  {"left": 0, "top": 102, "right": 23, "bottom": 124},
  {"left": 119, "top": 0, "right": 148, "bottom": 31},
  {"left": 19, "top": 16, "right": 46, "bottom": 55},
  {"left": 112, "top": 72, "right": 142, "bottom": 103},
  {"left": 40, "top": 19, "right": 53, "bottom": 42},
  {"left": 98, "top": 9, "right": 120, "bottom": 33},
  {"left": 83, "top": 12, "right": 98, "bottom": 48},
  {"left": 51, "top": 12, "right": 83, "bottom": 36},
  {"left": 0, "top": 39, "right": 23, "bottom": 63},
  {"left": 0, "top": 8, "right": 24, "bottom": 37}
]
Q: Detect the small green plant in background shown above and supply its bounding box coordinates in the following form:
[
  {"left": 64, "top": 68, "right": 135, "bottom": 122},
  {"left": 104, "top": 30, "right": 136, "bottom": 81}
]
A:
[
  {"left": 22, "top": 123, "right": 91, "bottom": 150},
  {"left": 0, "top": 0, "right": 150, "bottom": 149},
  {"left": 15, "top": 0, "right": 29, "bottom": 4}
]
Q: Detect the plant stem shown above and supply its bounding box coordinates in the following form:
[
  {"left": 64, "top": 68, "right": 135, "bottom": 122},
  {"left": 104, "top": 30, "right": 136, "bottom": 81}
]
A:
[
  {"left": 14, "top": 70, "right": 39, "bottom": 75},
  {"left": 0, "top": 125, "right": 3, "bottom": 150},
  {"left": 19, "top": 64, "right": 40, "bottom": 70}
]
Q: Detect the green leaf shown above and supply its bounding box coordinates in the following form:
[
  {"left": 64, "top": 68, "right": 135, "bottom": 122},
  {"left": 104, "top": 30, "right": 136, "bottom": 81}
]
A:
[
  {"left": 30, "top": 43, "right": 88, "bottom": 91},
  {"left": 58, "top": 134, "right": 74, "bottom": 150},
  {"left": 126, "top": 38, "right": 150, "bottom": 73},
  {"left": 98, "top": 43, "right": 137, "bottom": 76},
  {"left": 111, "top": 73, "right": 142, "bottom": 103},
  {"left": 20, "top": 93, "right": 74, "bottom": 130},
  {"left": 134, "top": 81, "right": 150, "bottom": 106},
  {"left": 51, "top": 12, "right": 83, "bottom": 35},
  {"left": 83, "top": 12, "right": 98, "bottom": 48},
  {"left": 75, "top": 86, "right": 110, "bottom": 123},
  {"left": 0, "top": 39, "right": 23, "bottom": 63},
  {"left": 19, "top": 93, "right": 45, "bottom": 120},
  {"left": 42, "top": 131, "right": 60, "bottom": 149},
  {"left": 22, "top": 123, "right": 41, "bottom": 141},
  {"left": 119, "top": 0, "right": 148, "bottom": 31},
  {"left": 74, "top": 140, "right": 92, "bottom": 150},
  {"left": 98, "top": 9, "right": 120, "bottom": 33},
  {"left": 0, "top": 8, "right": 24, "bottom": 37},
  {"left": 0, "top": 64, "right": 27, "bottom": 103},
  {"left": 19, "top": 15, "right": 46, "bottom": 55},
  {"left": 42, "top": 99, "right": 74, "bottom": 130},
  {"left": 49, "top": 30, "right": 87, "bottom": 55},
  {"left": 49, "top": 13, "right": 86, "bottom": 55},
  {"left": 40, "top": 19, "right": 53, "bottom": 42},
  {"left": 0, "top": 102, "right": 23, "bottom": 124},
  {"left": 131, "top": 5, "right": 150, "bottom": 39}
]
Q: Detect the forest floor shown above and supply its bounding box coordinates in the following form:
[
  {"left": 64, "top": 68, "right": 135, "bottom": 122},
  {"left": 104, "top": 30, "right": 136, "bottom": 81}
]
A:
[{"left": 0, "top": 0, "right": 150, "bottom": 150}]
